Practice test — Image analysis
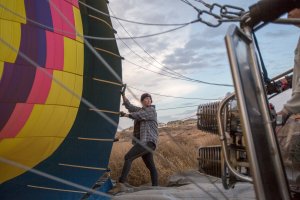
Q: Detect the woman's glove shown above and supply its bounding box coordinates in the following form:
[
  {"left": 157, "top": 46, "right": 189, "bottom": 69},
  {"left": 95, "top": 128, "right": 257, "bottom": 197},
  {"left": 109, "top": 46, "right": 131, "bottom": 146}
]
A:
[
  {"left": 120, "top": 84, "right": 127, "bottom": 96},
  {"left": 120, "top": 111, "right": 127, "bottom": 117}
]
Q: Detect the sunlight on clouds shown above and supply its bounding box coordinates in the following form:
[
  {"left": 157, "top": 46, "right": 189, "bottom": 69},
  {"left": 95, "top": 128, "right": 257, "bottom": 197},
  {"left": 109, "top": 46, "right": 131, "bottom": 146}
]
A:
[{"left": 111, "top": 0, "right": 299, "bottom": 129}]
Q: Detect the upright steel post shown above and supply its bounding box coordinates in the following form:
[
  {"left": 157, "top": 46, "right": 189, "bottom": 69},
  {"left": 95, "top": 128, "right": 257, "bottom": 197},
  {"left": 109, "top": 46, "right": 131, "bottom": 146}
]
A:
[{"left": 225, "top": 25, "right": 290, "bottom": 200}]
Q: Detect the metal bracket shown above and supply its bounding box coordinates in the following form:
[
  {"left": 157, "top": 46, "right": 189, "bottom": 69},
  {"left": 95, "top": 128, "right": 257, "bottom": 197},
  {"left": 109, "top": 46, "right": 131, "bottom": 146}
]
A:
[{"left": 217, "top": 93, "right": 253, "bottom": 183}]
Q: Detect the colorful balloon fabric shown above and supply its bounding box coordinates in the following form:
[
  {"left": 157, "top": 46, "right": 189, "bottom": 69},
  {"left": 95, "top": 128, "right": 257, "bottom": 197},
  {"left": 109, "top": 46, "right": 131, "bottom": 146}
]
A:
[{"left": 0, "top": 0, "right": 121, "bottom": 199}]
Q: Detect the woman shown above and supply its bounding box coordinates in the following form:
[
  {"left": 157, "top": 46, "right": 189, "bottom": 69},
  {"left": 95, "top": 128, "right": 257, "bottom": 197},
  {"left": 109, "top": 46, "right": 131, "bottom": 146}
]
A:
[{"left": 117, "top": 91, "right": 159, "bottom": 189}]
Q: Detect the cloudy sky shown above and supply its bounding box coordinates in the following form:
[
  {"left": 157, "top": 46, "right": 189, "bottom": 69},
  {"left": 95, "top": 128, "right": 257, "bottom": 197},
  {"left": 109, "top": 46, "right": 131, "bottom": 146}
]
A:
[{"left": 107, "top": 0, "right": 299, "bottom": 129}]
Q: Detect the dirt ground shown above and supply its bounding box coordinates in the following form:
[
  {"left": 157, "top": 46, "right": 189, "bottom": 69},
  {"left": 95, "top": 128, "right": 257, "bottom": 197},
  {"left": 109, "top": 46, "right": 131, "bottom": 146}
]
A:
[{"left": 108, "top": 125, "right": 220, "bottom": 186}]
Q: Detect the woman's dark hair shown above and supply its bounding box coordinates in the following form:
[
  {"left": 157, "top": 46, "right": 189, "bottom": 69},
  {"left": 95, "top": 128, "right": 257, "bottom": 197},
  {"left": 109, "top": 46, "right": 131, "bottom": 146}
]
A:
[{"left": 140, "top": 93, "right": 152, "bottom": 102}]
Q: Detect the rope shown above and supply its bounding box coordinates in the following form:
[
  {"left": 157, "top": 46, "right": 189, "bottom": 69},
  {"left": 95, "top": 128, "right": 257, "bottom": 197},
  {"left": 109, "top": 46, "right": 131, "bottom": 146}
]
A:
[
  {"left": 157, "top": 104, "right": 200, "bottom": 111},
  {"left": 162, "top": 128, "right": 229, "bottom": 200},
  {"left": 1, "top": 135, "right": 115, "bottom": 141},
  {"left": 113, "top": 26, "right": 209, "bottom": 85},
  {"left": 94, "top": 47, "right": 124, "bottom": 59},
  {"left": 193, "top": 0, "right": 212, "bottom": 9},
  {"left": 0, "top": 1, "right": 229, "bottom": 198},
  {"left": 0, "top": 35, "right": 225, "bottom": 200},
  {"left": 110, "top": 5, "right": 199, "bottom": 82},
  {"left": 124, "top": 54, "right": 233, "bottom": 87},
  {"left": 92, "top": 78, "right": 123, "bottom": 86},
  {"left": 84, "top": 23, "right": 191, "bottom": 40},
  {"left": 0, "top": 2, "right": 232, "bottom": 87},
  {"left": 91, "top": 75, "right": 220, "bottom": 101},
  {"left": 27, "top": 185, "right": 86, "bottom": 194},
  {"left": 89, "top": 109, "right": 120, "bottom": 115},
  {"left": 91, "top": 73, "right": 222, "bottom": 102},
  {"left": 77, "top": 137, "right": 114, "bottom": 142},
  {"left": 128, "top": 86, "right": 219, "bottom": 100},
  {"left": 0, "top": 5, "right": 126, "bottom": 196},
  {"left": 0, "top": 30, "right": 151, "bottom": 200},
  {"left": 78, "top": 1, "right": 194, "bottom": 26},
  {"left": 252, "top": 32, "right": 270, "bottom": 83},
  {"left": 124, "top": 59, "right": 202, "bottom": 82},
  {"left": 180, "top": 0, "right": 200, "bottom": 12},
  {"left": 180, "top": 114, "right": 197, "bottom": 121},
  {"left": 0, "top": 157, "right": 111, "bottom": 198},
  {"left": 0, "top": 35, "right": 133, "bottom": 200},
  {"left": 58, "top": 163, "right": 106, "bottom": 171},
  {"left": 109, "top": 5, "right": 233, "bottom": 87},
  {"left": 0, "top": 3, "right": 191, "bottom": 41},
  {"left": 108, "top": 5, "right": 188, "bottom": 79},
  {"left": 88, "top": 14, "right": 115, "bottom": 31}
]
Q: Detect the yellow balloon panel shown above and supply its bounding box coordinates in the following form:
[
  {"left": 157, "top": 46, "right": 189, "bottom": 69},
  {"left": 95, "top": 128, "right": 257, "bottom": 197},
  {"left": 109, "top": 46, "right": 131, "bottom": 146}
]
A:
[
  {"left": 76, "top": 41, "right": 84, "bottom": 75},
  {"left": 0, "top": 137, "right": 64, "bottom": 183},
  {"left": 17, "top": 105, "right": 79, "bottom": 138},
  {"left": 0, "top": 0, "right": 88, "bottom": 187},
  {"left": 45, "top": 71, "right": 82, "bottom": 106},
  {"left": 45, "top": 70, "right": 63, "bottom": 105},
  {"left": 64, "top": 37, "right": 77, "bottom": 74},
  {"left": 73, "top": 6, "right": 83, "bottom": 43},
  {"left": 0, "top": 0, "right": 26, "bottom": 24},
  {"left": 61, "top": 107, "right": 79, "bottom": 136},
  {"left": 0, "top": 19, "right": 21, "bottom": 63},
  {"left": 42, "top": 106, "right": 78, "bottom": 138},
  {"left": 58, "top": 72, "right": 76, "bottom": 105},
  {"left": 63, "top": 37, "right": 84, "bottom": 75},
  {"left": 17, "top": 105, "right": 55, "bottom": 138},
  {"left": 0, "top": 105, "right": 79, "bottom": 182},
  {"left": 0, "top": 61, "right": 3, "bottom": 80},
  {"left": 70, "top": 75, "right": 83, "bottom": 107},
  {"left": 0, "top": 104, "right": 78, "bottom": 182}
]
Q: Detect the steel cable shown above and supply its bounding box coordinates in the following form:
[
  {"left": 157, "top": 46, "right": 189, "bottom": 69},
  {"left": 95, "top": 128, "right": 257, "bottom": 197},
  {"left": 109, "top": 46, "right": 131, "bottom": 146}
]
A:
[
  {"left": 0, "top": 1, "right": 230, "bottom": 199},
  {"left": 78, "top": 0, "right": 194, "bottom": 26}
]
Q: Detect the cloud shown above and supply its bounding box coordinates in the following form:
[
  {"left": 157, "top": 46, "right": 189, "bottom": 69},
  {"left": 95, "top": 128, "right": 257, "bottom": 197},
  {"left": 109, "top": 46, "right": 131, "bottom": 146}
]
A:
[
  {"left": 110, "top": 0, "right": 195, "bottom": 61},
  {"left": 179, "top": 108, "right": 197, "bottom": 116},
  {"left": 265, "top": 29, "right": 295, "bottom": 38},
  {"left": 159, "top": 108, "right": 197, "bottom": 123},
  {"left": 199, "top": 25, "right": 228, "bottom": 39},
  {"left": 109, "top": 0, "right": 297, "bottom": 129},
  {"left": 162, "top": 36, "right": 227, "bottom": 72}
]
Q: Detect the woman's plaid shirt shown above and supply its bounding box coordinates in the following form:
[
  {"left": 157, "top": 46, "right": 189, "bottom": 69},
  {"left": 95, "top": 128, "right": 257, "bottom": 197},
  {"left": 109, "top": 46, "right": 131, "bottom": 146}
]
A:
[{"left": 123, "top": 99, "right": 158, "bottom": 146}]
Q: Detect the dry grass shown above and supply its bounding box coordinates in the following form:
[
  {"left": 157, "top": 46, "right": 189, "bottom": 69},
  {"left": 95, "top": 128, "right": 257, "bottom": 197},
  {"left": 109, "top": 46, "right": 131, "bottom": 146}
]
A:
[{"left": 108, "top": 126, "right": 220, "bottom": 186}]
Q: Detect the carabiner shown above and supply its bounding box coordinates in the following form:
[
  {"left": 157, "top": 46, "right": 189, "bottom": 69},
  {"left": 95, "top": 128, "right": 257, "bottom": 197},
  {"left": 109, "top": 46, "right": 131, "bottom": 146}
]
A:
[{"left": 197, "top": 10, "right": 222, "bottom": 27}]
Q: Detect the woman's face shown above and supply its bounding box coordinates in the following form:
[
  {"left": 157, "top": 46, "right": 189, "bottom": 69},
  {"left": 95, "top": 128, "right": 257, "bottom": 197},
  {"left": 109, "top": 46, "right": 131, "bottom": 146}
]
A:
[{"left": 141, "top": 97, "right": 152, "bottom": 107}]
